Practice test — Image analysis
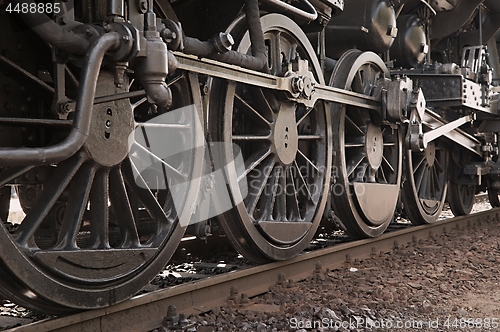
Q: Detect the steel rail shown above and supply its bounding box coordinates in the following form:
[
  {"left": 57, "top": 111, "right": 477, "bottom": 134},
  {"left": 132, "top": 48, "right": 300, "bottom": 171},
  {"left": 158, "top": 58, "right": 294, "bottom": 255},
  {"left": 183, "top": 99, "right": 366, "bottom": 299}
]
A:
[{"left": 7, "top": 208, "right": 500, "bottom": 332}]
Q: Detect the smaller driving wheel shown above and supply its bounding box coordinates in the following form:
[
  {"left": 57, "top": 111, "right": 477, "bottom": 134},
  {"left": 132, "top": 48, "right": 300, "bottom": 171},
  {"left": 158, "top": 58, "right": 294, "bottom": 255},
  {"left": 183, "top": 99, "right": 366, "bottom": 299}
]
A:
[
  {"left": 487, "top": 178, "right": 500, "bottom": 207},
  {"left": 448, "top": 182, "right": 475, "bottom": 215},
  {"left": 402, "top": 139, "right": 448, "bottom": 224},
  {"left": 448, "top": 149, "right": 475, "bottom": 216},
  {"left": 330, "top": 50, "right": 402, "bottom": 238}
]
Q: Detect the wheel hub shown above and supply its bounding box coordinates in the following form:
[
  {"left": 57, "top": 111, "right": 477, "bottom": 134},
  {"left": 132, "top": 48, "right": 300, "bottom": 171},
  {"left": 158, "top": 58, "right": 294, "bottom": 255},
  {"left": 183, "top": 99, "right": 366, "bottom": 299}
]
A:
[
  {"left": 424, "top": 141, "right": 436, "bottom": 167},
  {"left": 365, "top": 124, "right": 384, "bottom": 169},
  {"left": 273, "top": 103, "right": 298, "bottom": 165},
  {"left": 84, "top": 75, "right": 134, "bottom": 167}
]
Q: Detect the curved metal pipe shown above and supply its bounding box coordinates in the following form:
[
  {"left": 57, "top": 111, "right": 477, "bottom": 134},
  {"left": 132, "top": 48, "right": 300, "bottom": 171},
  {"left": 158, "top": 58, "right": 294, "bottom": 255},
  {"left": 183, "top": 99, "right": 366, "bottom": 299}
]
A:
[
  {"left": 15, "top": 0, "right": 89, "bottom": 55},
  {"left": 261, "top": 0, "right": 318, "bottom": 21},
  {"left": 243, "top": 0, "right": 269, "bottom": 72},
  {"left": 0, "top": 33, "right": 121, "bottom": 166},
  {"left": 142, "top": 82, "right": 172, "bottom": 109}
]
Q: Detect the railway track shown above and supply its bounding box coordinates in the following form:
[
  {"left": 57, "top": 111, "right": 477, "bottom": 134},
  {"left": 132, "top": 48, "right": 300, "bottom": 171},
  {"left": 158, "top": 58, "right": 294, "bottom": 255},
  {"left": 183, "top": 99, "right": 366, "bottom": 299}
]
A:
[{"left": 7, "top": 207, "right": 499, "bottom": 332}]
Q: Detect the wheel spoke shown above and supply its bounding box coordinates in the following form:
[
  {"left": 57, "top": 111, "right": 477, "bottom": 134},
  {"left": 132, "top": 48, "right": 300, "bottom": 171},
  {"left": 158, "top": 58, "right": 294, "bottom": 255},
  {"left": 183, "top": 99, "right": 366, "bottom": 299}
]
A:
[
  {"left": 126, "top": 159, "right": 173, "bottom": 226},
  {"left": 234, "top": 94, "right": 272, "bottom": 126},
  {"left": 382, "top": 155, "right": 395, "bottom": 173},
  {"left": 132, "top": 142, "right": 187, "bottom": 180},
  {"left": 14, "top": 153, "right": 86, "bottom": 247},
  {"left": 431, "top": 166, "right": 441, "bottom": 194},
  {"left": 286, "top": 166, "right": 302, "bottom": 220},
  {"left": 109, "top": 167, "right": 140, "bottom": 248},
  {"left": 298, "top": 134, "right": 323, "bottom": 140},
  {"left": 89, "top": 168, "right": 111, "bottom": 249},
  {"left": 237, "top": 147, "right": 272, "bottom": 182},
  {"left": 246, "top": 159, "right": 275, "bottom": 216},
  {"left": 378, "top": 164, "right": 388, "bottom": 183},
  {"left": 232, "top": 135, "right": 271, "bottom": 141},
  {"left": 345, "top": 142, "right": 365, "bottom": 148},
  {"left": 0, "top": 166, "right": 34, "bottom": 187},
  {"left": 345, "top": 115, "right": 365, "bottom": 136},
  {"left": 136, "top": 123, "right": 191, "bottom": 130},
  {"left": 294, "top": 161, "right": 313, "bottom": 202},
  {"left": 277, "top": 167, "right": 286, "bottom": 220},
  {"left": 54, "top": 163, "right": 97, "bottom": 250},
  {"left": 131, "top": 97, "right": 148, "bottom": 110},
  {"left": 346, "top": 153, "right": 365, "bottom": 178},
  {"left": 257, "top": 165, "right": 280, "bottom": 220},
  {"left": 296, "top": 107, "right": 314, "bottom": 126},
  {"left": 412, "top": 155, "right": 426, "bottom": 174},
  {"left": 297, "top": 149, "right": 319, "bottom": 172},
  {"left": 245, "top": 87, "right": 277, "bottom": 119}
]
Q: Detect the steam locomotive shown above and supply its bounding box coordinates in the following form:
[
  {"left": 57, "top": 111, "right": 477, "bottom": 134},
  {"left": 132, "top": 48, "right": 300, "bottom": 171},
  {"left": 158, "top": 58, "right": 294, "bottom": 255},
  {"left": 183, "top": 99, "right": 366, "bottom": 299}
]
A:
[{"left": 0, "top": 0, "right": 498, "bottom": 314}]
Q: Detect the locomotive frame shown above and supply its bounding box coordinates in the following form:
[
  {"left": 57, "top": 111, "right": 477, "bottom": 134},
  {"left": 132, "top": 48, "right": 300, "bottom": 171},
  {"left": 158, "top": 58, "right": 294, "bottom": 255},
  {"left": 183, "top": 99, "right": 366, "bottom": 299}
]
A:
[{"left": 0, "top": 0, "right": 499, "bottom": 313}]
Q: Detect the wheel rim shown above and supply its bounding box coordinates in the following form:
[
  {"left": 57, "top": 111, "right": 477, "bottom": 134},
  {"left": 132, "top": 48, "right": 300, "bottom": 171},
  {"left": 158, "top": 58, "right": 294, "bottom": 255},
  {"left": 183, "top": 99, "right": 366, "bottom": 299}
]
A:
[
  {"left": 210, "top": 14, "right": 331, "bottom": 262},
  {"left": 448, "top": 182, "right": 475, "bottom": 216},
  {"left": 330, "top": 50, "right": 402, "bottom": 238},
  {"left": 402, "top": 140, "right": 448, "bottom": 224},
  {"left": 0, "top": 70, "right": 203, "bottom": 313},
  {"left": 487, "top": 177, "right": 500, "bottom": 207},
  {"left": 448, "top": 149, "right": 475, "bottom": 216}
]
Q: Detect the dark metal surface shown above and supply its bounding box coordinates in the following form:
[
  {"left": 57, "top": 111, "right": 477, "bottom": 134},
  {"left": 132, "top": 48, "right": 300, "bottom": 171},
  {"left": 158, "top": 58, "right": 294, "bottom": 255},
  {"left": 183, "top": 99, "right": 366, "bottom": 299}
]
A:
[
  {"left": 326, "top": 0, "right": 397, "bottom": 56},
  {"left": 390, "top": 15, "right": 427, "bottom": 68},
  {"left": 0, "top": 32, "right": 121, "bottom": 166}
]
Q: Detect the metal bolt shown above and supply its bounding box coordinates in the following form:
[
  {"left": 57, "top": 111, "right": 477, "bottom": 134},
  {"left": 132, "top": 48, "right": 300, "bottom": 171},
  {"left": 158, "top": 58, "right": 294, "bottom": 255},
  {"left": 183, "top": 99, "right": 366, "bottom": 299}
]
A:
[
  {"left": 291, "top": 76, "right": 304, "bottom": 94},
  {"left": 219, "top": 33, "right": 234, "bottom": 49},
  {"left": 178, "top": 313, "right": 189, "bottom": 327},
  {"left": 122, "top": 35, "right": 130, "bottom": 43},
  {"left": 138, "top": 0, "right": 148, "bottom": 13},
  {"left": 213, "top": 32, "right": 234, "bottom": 53},
  {"left": 240, "top": 293, "right": 249, "bottom": 304}
]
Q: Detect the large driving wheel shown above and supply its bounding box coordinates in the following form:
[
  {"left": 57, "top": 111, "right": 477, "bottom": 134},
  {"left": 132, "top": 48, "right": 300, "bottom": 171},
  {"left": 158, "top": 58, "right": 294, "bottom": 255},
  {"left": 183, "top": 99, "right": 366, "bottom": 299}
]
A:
[
  {"left": 401, "top": 139, "right": 448, "bottom": 224},
  {"left": 0, "top": 58, "right": 203, "bottom": 313},
  {"left": 330, "top": 50, "right": 402, "bottom": 238},
  {"left": 209, "top": 14, "right": 331, "bottom": 262}
]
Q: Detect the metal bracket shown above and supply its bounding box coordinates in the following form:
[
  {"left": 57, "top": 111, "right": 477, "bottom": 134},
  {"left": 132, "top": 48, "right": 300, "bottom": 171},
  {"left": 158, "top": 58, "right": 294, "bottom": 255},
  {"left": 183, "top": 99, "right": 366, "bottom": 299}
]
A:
[{"left": 420, "top": 113, "right": 474, "bottom": 149}]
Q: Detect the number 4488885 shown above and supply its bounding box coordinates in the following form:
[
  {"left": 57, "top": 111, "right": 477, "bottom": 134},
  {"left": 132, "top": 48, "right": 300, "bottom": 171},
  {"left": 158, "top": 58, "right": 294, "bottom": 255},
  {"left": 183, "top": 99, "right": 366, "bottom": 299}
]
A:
[{"left": 6, "top": 2, "right": 61, "bottom": 14}]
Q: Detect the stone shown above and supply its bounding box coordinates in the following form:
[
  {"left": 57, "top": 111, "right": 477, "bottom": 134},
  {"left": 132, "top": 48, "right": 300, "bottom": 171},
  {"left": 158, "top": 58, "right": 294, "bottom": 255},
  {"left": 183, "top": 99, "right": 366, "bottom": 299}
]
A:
[
  {"left": 439, "top": 283, "right": 449, "bottom": 293},
  {"left": 408, "top": 282, "right": 423, "bottom": 290}
]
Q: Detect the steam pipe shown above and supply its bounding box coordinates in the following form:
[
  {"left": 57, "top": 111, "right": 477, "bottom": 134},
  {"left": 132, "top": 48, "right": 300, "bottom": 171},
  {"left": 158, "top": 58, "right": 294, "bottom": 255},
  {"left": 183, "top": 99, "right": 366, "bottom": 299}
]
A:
[
  {"left": 162, "top": 0, "right": 268, "bottom": 72},
  {"left": 0, "top": 33, "right": 121, "bottom": 166},
  {"left": 243, "top": 0, "right": 269, "bottom": 72},
  {"left": 260, "top": 0, "right": 318, "bottom": 21}
]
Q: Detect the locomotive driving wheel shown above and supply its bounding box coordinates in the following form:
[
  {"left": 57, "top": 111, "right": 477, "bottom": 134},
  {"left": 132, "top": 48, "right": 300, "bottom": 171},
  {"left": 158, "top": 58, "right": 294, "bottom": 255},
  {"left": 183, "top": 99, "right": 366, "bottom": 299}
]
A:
[
  {"left": 0, "top": 70, "right": 203, "bottom": 314},
  {"left": 448, "top": 148, "right": 475, "bottom": 216},
  {"left": 401, "top": 139, "right": 448, "bottom": 224},
  {"left": 330, "top": 50, "right": 402, "bottom": 238},
  {"left": 487, "top": 179, "right": 500, "bottom": 207},
  {"left": 209, "top": 14, "right": 331, "bottom": 262}
]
